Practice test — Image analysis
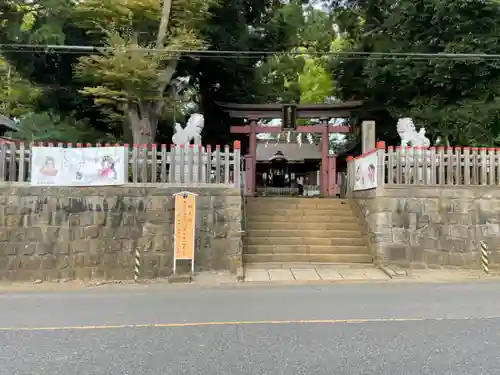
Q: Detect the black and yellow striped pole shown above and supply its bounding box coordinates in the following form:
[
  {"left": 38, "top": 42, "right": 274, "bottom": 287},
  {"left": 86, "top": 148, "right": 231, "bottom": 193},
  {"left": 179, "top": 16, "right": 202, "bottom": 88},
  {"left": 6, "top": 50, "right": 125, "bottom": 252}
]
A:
[
  {"left": 480, "top": 240, "right": 489, "bottom": 274},
  {"left": 134, "top": 248, "right": 141, "bottom": 282}
]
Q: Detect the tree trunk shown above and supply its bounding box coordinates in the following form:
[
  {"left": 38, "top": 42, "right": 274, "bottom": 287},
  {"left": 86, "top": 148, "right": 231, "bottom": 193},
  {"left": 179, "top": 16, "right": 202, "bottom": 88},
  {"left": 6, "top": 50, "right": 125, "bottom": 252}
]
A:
[{"left": 127, "top": 105, "right": 157, "bottom": 145}]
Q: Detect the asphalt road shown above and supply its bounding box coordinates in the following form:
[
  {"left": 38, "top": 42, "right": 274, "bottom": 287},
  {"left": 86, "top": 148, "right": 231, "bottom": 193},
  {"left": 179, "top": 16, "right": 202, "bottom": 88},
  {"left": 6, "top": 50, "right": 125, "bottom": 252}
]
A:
[{"left": 1, "top": 281, "right": 500, "bottom": 375}]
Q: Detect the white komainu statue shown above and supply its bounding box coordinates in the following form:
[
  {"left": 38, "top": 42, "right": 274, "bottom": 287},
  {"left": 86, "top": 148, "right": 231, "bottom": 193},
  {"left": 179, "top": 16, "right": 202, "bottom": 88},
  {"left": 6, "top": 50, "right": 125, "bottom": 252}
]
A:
[
  {"left": 395, "top": 117, "right": 432, "bottom": 183},
  {"left": 172, "top": 113, "right": 204, "bottom": 145},
  {"left": 396, "top": 117, "right": 430, "bottom": 147},
  {"left": 170, "top": 113, "right": 207, "bottom": 182}
]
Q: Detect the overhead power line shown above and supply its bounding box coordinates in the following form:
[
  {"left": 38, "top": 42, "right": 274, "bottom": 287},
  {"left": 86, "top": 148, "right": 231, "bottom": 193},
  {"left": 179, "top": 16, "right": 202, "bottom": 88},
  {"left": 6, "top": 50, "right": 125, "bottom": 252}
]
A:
[{"left": 2, "top": 43, "right": 500, "bottom": 60}]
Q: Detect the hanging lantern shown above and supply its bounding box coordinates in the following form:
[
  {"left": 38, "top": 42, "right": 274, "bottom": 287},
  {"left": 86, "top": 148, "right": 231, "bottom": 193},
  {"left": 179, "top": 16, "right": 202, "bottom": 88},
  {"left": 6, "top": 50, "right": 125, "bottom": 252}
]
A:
[
  {"left": 307, "top": 133, "right": 313, "bottom": 145},
  {"left": 297, "top": 133, "right": 302, "bottom": 147},
  {"left": 286, "top": 131, "right": 291, "bottom": 144}
]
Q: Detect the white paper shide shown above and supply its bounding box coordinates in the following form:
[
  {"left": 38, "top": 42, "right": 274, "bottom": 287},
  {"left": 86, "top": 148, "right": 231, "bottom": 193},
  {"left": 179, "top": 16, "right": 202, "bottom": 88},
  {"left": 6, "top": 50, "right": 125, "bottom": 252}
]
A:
[
  {"left": 31, "top": 147, "right": 127, "bottom": 186},
  {"left": 354, "top": 152, "right": 378, "bottom": 191}
]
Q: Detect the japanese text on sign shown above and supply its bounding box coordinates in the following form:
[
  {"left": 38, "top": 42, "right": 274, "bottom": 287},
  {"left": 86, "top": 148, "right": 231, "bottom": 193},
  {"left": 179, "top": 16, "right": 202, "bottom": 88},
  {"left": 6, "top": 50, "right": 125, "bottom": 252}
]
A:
[{"left": 174, "top": 192, "right": 196, "bottom": 260}]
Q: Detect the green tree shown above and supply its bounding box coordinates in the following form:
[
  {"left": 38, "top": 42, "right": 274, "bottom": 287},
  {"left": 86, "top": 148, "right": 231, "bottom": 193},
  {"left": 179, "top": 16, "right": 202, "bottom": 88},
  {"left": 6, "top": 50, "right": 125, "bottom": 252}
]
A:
[
  {"left": 74, "top": 0, "right": 216, "bottom": 144},
  {"left": 186, "top": 0, "right": 298, "bottom": 145},
  {"left": 0, "top": 57, "right": 41, "bottom": 118},
  {"left": 298, "top": 57, "right": 334, "bottom": 104},
  {"left": 256, "top": 1, "right": 336, "bottom": 104},
  {"left": 0, "top": 0, "right": 111, "bottom": 139},
  {"left": 330, "top": 0, "right": 500, "bottom": 146},
  {"left": 4, "top": 111, "right": 108, "bottom": 143}
]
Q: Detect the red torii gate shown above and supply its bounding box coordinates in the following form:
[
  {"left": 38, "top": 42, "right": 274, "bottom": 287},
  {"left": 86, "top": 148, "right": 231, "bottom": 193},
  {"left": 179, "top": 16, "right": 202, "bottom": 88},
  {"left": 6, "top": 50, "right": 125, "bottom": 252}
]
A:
[{"left": 219, "top": 101, "right": 364, "bottom": 196}]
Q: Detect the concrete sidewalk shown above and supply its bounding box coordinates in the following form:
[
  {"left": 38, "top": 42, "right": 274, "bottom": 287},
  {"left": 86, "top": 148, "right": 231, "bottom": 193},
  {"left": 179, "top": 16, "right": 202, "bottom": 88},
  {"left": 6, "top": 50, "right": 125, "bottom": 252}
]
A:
[
  {"left": 0, "top": 267, "right": 499, "bottom": 292},
  {"left": 244, "top": 264, "right": 500, "bottom": 284},
  {"left": 244, "top": 264, "right": 390, "bottom": 283}
]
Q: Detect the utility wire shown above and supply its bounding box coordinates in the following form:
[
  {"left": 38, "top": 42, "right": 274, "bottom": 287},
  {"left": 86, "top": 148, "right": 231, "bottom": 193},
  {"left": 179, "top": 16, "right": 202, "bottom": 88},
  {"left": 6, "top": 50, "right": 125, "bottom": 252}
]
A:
[{"left": 2, "top": 43, "right": 500, "bottom": 60}]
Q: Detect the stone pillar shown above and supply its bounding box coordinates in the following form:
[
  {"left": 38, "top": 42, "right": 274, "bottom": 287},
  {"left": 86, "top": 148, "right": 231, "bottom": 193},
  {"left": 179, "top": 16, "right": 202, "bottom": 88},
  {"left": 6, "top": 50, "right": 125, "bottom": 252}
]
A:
[
  {"left": 244, "top": 155, "right": 254, "bottom": 196},
  {"left": 361, "top": 120, "right": 376, "bottom": 153}
]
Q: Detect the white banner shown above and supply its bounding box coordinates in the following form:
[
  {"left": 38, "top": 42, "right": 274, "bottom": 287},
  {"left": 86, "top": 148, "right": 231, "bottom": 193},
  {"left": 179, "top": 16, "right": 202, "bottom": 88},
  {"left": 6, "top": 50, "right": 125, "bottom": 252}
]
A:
[
  {"left": 354, "top": 151, "right": 378, "bottom": 191},
  {"left": 31, "top": 147, "right": 127, "bottom": 186}
]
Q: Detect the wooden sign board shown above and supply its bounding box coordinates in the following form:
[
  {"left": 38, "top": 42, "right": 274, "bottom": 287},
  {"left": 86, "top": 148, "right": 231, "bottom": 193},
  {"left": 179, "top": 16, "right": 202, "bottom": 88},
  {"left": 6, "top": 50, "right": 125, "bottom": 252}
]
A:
[{"left": 173, "top": 191, "right": 197, "bottom": 274}]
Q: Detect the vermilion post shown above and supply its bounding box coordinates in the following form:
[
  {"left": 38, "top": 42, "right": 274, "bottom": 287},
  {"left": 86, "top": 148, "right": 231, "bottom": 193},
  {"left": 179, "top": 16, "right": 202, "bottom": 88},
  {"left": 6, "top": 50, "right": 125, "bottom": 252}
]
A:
[{"left": 320, "top": 118, "right": 329, "bottom": 196}]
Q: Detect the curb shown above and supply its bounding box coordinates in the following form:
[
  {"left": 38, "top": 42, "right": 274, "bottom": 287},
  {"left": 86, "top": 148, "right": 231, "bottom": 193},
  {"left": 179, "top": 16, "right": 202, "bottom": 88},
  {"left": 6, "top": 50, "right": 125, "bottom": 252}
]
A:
[
  {"left": 168, "top": 274, "right": 193, "bottom": 284},
  {"left": 236, "top": 267, "right": 245, "bottom": 282},
  {"left": 378, "top": 264, "right": 407, "bottom": 279}
]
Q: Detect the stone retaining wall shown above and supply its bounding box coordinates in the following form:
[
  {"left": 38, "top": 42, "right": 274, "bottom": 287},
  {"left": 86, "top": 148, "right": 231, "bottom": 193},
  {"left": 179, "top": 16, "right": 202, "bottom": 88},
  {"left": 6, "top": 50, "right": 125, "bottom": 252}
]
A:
[
  {"left": 0, "top": 184, "right": 242, "bottom": 281},
  {"left": 352, "top": 186, "right": 500, "bottom": 269}
]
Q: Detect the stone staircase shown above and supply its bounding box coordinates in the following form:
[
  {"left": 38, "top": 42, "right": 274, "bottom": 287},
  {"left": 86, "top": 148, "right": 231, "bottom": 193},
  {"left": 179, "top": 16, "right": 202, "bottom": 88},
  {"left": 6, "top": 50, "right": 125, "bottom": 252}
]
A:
[{"left": 243, "top": 197, "right": 372, "bottom": 266}]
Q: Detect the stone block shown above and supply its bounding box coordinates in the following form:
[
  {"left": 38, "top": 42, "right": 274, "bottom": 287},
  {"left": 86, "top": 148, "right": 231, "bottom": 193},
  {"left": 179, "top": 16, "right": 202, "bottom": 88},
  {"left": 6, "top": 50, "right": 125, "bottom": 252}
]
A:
[
  {"left": 75, "top": 267, "right": 92, "bottom": 280},
  {"left": 21, "top": 243, "right": 36, "bottom": 256},
  {"left": 6, "top": 215, "right": 21, "bottom": 228},
  {"left": 57, "top": 256, "right": 71, "bottom": 270},
  {"left": 56, "top": 242, "right": 70, "bottom": 255},
  {"left": 57, "top": 269, "right": 76, "bottom": 280},
  {"left": 1, "top": 243, "right": 17, "bottom": 256},
  {"left": 388, "top": 245, "right": 407, "bottom": 262},
  {"left": 35, "top": 243, "right": 53, "bottom": 255},
  {"left": 7, "top": 256, "right": 22, "bottom": 271},
  {"left": 83, "top": 225, "right": 100, "bottom": 239},
  {"left": 152, "top": 235, "right": 171, "bottom": 252},
  {"left": 41, "top": 255, "right": 57, "bottom": 269},
  {"left": 93, "top": 212, "right": 107, "bottom": 225},
  {"left": 22, "top": 257, "right": 41, "bottom": 270},
  {"left": 85, "top": 253, "right": 101, "bottom": 266},
  {"left": 71, "top": 240, "right": 90, "bottom": 253},
  {"left": 102, "top": 239, "right": 123, "bottom": 253},
  {"left": 25, "top": 227, "right": 42, "bottom": 241}
]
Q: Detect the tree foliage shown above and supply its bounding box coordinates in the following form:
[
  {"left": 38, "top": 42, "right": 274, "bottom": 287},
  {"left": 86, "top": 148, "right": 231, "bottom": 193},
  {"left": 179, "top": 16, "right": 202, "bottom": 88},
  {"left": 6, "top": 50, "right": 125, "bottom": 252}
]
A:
[
  {"left": 330, "top": 0, "right": 500, "bottom": 146},
  {"left": 256, "top": 1, "right": 336, "bottom": 104},
  {"left": 74, "top": 0, "right": 216, "bottom": 144},
  {"left": 5, "top": 111, "right": 106, "bottom": 143},
  {"left": 4, "top": 0, "right": 500, "bottom": 148},
  {"left": 0, "top": 57, "right": 41, "bottom": 118}
]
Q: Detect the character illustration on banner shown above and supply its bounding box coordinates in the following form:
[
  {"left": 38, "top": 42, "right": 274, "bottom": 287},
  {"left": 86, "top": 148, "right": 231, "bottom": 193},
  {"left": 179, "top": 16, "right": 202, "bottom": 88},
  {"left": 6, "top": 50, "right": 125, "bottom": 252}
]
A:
[
  {"left": 355, "top": 164, "right": 363, "bottom": 186},
  {"left": 98, "top": 155, "right": 117, "bottom": 180},
  {"left": 367, "top": 163, "right": 376, "bottom": 185},
  {"left": 354, "top": 161, "right": 376, "bottom": 189},
  {"left": 39, "top": 156, "right": 59, "bottom": 177}
]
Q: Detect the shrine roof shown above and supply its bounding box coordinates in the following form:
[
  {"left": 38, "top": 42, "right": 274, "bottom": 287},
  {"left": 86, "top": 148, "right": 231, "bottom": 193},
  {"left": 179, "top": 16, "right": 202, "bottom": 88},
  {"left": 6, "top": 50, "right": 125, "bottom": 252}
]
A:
[
  {"left": 216, "top": 101, "right": 364, "bottom": 120},
  {"left": 256, "top": 142, "right": 321, "bottom": 162}
]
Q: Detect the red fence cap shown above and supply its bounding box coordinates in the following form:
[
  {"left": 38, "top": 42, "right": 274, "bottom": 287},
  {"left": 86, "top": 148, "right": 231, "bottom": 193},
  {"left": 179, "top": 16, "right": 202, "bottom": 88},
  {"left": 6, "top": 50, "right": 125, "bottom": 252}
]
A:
[
  {"left": 234, "top": 140, "right": 241, "bottom": 149},
  {"left": 376, "top": 141, "right": 385, "bottom": 149}
]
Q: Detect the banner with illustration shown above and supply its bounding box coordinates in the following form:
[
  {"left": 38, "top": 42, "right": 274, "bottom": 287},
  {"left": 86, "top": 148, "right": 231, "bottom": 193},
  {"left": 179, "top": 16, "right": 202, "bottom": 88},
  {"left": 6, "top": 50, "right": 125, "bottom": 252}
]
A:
[
  {"left": 31, "top": 147, "right": 127, "bottom": 186},
  {"left": 354, "top": 151, "right": 378, "bottom": 191}
]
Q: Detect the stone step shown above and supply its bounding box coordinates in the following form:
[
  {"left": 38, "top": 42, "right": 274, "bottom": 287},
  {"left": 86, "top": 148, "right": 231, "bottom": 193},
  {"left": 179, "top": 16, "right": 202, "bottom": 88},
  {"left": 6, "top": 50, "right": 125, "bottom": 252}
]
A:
[
  {"left": 245, "top": 198, "right": 351, "bottom": 210},
  {"left": 244, "top": 244, "right": 369, "bottom": 254},
  {"left": 246, "top": 202, "right": 352, "bottom": 210},
  {"left": 246, "top": 214, "right": 357, "bottom": 223},
  {"left": 246, "top": 208, "right": 355, "bottom": 216},
  {"left": 245, "top": 262, "right": 374, "bottom": 269},
  {"left": 246, "top": 198, "right": 350, "bottom": 208},
  {"left": 243, "top": 253, "right": 373, "bottom": 264},
  {"left": 245, "top": 237, "right": 366, "bottom": 246},
  {"left": 246, "top": 229, "right": 364, "bottom": 238},
  {"left": 246, "top": 221, "right": 362, "bottom": 231}
]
